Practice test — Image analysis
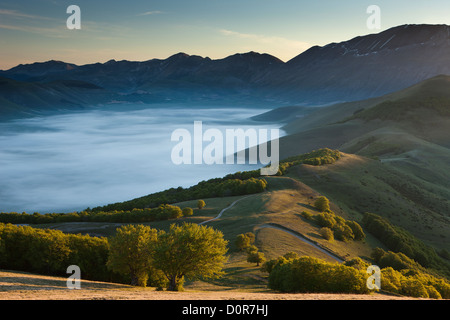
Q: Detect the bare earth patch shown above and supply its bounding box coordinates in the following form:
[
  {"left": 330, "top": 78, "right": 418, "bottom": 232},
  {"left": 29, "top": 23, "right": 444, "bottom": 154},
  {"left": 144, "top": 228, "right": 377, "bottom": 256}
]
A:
[{"left": 0, "top": 270, "right": 420, "bottom": 300}]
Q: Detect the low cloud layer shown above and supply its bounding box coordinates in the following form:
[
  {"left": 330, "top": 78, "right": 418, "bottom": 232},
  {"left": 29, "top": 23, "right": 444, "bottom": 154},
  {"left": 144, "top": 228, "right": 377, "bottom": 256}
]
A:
[{"left": 0, "top": 105, "right": 280, "bottom": 213}]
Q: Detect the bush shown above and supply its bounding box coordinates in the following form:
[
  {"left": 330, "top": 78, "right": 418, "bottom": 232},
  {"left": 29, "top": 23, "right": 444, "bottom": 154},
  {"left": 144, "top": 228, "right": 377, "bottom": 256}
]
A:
[
  {"left": 362, "top": 212, "right": 448, "bottom": 276},
  {"left": 182, "top": 207, "right": 193, "bottom": 217},
  {"left": 261, "top": 252, "right": 298, "bottom": 273},
  {"left": 300, "top": 211, "right": 313, "bottom": 220},
  {"left": 345, "top": 257, "right": 370, "bottom": 271},
  {"left": 400, "top": 278, "right": 429, "bottom": 298},
  {"left": 314, "top": 196, "right": 330, "bottom": 212},
  {"left": 315, "top": 212, "right": 336, "bottom": 228},
  {"left": 235, "top": 232, "right": 255, "bottom": 251},
  {"left": 320, "top": 227, "right": 334, "bottom": 241},
  {"left": 268, "top": 256, "right": 368, "bottom": 294},
  {"left": 0, "top": 223, "right": 113, "bottom": 281},
  {"left": 380, "top": 267, "right": 403, "bottom": 293},
  {"left": 345, "top": 221, "right": 365, "bottom": 241},
  {"left": 333, "top": 223, "right": 354, "bottom": 242}
]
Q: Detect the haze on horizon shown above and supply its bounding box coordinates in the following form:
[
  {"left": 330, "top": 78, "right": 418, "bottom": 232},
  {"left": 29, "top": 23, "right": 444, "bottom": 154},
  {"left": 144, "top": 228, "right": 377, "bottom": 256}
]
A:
[{"left": 1, "top": 0, "right": 450, "bottom": 70}]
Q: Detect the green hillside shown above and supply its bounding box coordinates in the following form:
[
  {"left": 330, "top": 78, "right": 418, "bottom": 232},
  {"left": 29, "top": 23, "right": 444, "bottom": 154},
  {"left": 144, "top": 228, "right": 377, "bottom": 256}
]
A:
[{"left": 1, "top": 76, "right": 450, "bottom": 298}]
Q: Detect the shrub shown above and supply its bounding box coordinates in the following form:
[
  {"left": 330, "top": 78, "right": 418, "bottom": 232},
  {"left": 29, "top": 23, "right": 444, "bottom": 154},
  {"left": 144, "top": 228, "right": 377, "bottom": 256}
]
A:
[
  {"left": 362, "top": 212, "right": 448, "bottom": 275},
  {"left": 182, "top": 207, "right": 193, "bottom": 217},
  {"left": 314, "top": 196, "right": 330, "bottom": 212},
  {"left": 380, "top": 267, "right": 403, "bottom": 293},
  {"left": 315, "top": 212, "right": 336, "bottom": 228},
  {"left": 400, "top": 278, "right": 429, "bottom": 298},
  {"left": 333, "top": 223, "right": 355, "bottom": 242},
  {"left": 320, "top": 227, "right": 334, "bottom": 241},
  {"left": 345, "top": 221, "right": 365, "bottom": 241},
  {"left": 300, "top": 211, "right": 313, "bottom": 220},
  {"left": 345, "top": 257, "right": 370, "bottom": 271},
  {"left": 268, "top": 256, "right": 368, "bottom": 294},
  {"left": 261, "top": 252, "right": 298, "bottom": 273},
  {"left": 425, "top": 285, "right": 442, "bottom": 299}
]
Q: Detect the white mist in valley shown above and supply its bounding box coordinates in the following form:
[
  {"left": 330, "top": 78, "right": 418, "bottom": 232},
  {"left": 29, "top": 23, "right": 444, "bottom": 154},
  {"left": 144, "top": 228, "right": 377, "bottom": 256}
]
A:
[{"left": 0, "top": 105, "right": 283, "bottom": 213}]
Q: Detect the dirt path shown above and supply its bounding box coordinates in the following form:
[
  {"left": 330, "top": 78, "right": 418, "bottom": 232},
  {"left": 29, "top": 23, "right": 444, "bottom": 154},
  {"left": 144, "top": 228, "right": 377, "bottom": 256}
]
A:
[
  {"left": 199, "top": 195, "right": 252, "bottom": 225},
  {"left": 256, "top": 224, "right": 345, "bottom": 263}
]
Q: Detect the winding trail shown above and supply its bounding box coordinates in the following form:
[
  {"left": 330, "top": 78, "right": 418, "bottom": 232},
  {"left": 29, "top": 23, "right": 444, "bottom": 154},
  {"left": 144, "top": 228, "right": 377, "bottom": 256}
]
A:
[
  {"left": 197, "top": 195, "right": 344, "bottom": 263},
  {"left": 198, "top": 195, "right": 252, "bottom": 225}
]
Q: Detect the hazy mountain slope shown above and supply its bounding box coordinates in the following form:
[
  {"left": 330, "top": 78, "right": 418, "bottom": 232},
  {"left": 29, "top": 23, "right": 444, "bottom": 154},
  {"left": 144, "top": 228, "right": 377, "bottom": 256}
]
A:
[
  {"left": 266, "top": 24, "right": 450, "bottom": 103},
  {"left": 276, "top": 75, "right": 450, "bottom": 255},
  {"left": 2, "top": 24, "right": 450, "bottom": 114},
  {"left": 0, "top": 76, "right": 117, "bottom": 118}
]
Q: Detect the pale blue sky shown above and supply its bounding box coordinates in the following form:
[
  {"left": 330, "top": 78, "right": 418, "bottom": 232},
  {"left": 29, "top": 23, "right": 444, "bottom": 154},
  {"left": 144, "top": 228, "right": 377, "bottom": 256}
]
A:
[{"left": 1, "top": 0, "right": 450, "bottom": 69}]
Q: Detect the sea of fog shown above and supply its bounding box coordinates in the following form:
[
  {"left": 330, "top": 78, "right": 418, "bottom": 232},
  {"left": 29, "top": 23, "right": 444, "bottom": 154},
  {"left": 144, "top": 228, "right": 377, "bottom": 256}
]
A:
[{"left": 0, "top": 105, "right": 284, "bottom": 213}]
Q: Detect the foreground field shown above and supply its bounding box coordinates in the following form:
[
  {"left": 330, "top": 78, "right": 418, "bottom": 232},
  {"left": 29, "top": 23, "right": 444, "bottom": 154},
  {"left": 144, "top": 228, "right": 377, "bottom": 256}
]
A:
[{"left": 0, "top": 270, "right": 418, "bottom": 300}]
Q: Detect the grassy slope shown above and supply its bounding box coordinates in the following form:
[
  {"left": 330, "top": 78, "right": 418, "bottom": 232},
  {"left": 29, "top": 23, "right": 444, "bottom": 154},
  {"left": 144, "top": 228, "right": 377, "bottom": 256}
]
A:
[
  {"left": 20, "top": 76, "right": 450, "bottom": 292},
  {"left": 37, "top": 172, "right": 384, "bottom": 290},
  {"left": 276, "top": 76, "right": 450, "bottom": 252}
]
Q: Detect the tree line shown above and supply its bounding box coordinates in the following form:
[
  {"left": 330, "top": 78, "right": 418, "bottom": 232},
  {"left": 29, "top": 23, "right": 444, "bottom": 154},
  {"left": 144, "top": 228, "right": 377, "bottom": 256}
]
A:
[
  {"left": 0, "top": 204, "right": 189, "bottom": 224},
  {"left": 90, "top": 176, "right": 267, "bottom": 213},
  {"left": 276, "top": 148, "right": 341, "bottom": 175},
  {"left": 300, "top": 196, "right": 366, "bottom": 243},
  {"left": 89, "top": 148, "right": 340, "bottom": 213},
  {"left": 0, "top": 178, "right": 267, "bottom": 225},
  {"left": 262, "top": 252, "right": 450, "bottom": 299},
  {"left": 362, "top": 212, "right": 450, "bottom": 277},
  {"left": 0, "top": 223, "right": 114, "bottom": 282},
  {"left": 0, "top": 222, "right": 228, "bottom": 291}
]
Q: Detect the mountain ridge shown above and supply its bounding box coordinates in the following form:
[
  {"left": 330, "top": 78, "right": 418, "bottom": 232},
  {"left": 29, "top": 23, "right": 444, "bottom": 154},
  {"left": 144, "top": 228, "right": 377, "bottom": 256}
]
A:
[{"left": 2, "top": 24, "right": 450, "bottom": 118}]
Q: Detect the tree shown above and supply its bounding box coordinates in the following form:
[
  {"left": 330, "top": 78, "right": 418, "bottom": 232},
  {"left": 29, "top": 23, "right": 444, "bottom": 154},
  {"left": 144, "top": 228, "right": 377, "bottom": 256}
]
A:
[
  {"left": 197, "top": 200, "right": 206, "bottom": 210},
  {"left": 152, "top": 223, "right": 228, "bottom": 291},
  {"left": 346, "top": 221, "right": 366, "bottom": 241},
  {"left": 314, "top": 196, "right": 330, "bottom": 212},
  {"left": 247, "top": 251, "right": 266, "bottom": 267},
  {"left": 107, "top": 225, "right": 158, "bottom": 286},
  {"left": 333, "top": 223, "right": 355, "bottom": 242},
  {"left": 182, "top": 207, "right": 193, "bottom": 217},
  {"left": 315, "top": 212, "right": 336, "bottom": 228},
  {"left": 235, "top": 232, "right": 255, "bottom": 251},
  {"left": 246, "top": 246, "right": 266, "bottom": 266}
]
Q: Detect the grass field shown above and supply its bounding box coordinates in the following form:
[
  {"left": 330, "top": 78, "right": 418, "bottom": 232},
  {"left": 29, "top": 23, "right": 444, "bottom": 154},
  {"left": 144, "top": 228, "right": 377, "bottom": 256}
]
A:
[{"left": 0, "top": 269, "right": 418, "bottom": 300}]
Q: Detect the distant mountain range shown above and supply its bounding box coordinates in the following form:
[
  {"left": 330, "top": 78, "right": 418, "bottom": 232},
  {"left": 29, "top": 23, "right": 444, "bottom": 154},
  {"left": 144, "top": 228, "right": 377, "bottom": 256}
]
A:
[{"left": 2, "top": 24, "right": 450, "bottom": 119}]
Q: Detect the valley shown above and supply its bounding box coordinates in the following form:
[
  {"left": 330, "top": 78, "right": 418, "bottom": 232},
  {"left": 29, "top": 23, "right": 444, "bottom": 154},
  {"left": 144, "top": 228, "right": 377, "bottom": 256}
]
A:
[{"left": 1, "top": 24, "right": 450, "bottom": 301}]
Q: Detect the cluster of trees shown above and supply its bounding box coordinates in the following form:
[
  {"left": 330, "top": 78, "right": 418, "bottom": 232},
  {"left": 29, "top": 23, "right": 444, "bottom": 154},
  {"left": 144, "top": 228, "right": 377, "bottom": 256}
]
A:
[
  {"left": 0, "top": 222, "right": 229, "bottom": 291},
  {"left": 0, "top": 223, "right": 115, "bottom": 282},
  {"left": 91, "top": 175, "right": 267, "bottom": 212},
  {"left": 235, "top": 232, "right": 266, "bottom": 267},
  {"left": 352, "top": 253, "right": 450, "bottom": 299},
  {"left": 0, "top": 204, "right": 192, "bottom": 225},
  {"left": 265, "top": 255, "right": 369, "bottom": 294},
  {"left": 380, "top": 267, "right": 450, "bottom": 299},
  {"left": 276, "top": 148, "right": 341, "bottom": 175},
  {"left": 310, "top": 196, "right": 365, "bottom": 242},
  {"left": 362, "top": 212, "right": 450, "bottom": 277},
  {"left": 107, "top": 223, "right": 228, "bottom": 291},
  {"left": 262, "top": 252, "right": 450, "bottom": 299},
  {"left": 89, "top": 148, "right": 339, "bottom": 214}
]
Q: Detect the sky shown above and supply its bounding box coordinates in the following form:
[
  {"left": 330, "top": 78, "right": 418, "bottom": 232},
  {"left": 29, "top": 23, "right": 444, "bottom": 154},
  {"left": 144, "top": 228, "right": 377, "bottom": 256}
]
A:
[{"left": 1, "top": 0, "right": 450, "bottom": 69}]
